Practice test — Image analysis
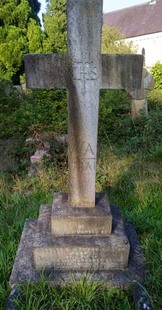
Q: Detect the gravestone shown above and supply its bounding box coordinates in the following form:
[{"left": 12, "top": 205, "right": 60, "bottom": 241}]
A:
[
  {"left": 25, "top": 1, "right": 143, "bottom": 208},
  {"left": 9, "top": 0, "right": 146, "bottom": 288},
  {"left": 128, "top": 67, "right": 154, "bottom": 117}
]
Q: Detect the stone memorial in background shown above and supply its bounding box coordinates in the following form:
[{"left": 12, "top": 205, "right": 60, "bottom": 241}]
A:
[
  {"left": 9, "top": 0, "right": 145, "bottom": 288},
  {"left": 128, "top": 67, "right": 154, "bottom": 117}
]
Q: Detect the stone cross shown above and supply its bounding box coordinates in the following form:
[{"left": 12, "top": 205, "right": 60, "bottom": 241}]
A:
[{"left": 25, "top": 0, "right": 143, "bottom": 208}]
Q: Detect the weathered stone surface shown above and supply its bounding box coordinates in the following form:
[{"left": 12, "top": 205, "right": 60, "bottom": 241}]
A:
[
  {"left": 9, "top": 219, "right": 40, "bottom": 285},
  {"left": 30, "top": 150, "right": 47, "bottom": 164},
  {"left": 25, "top": 54, "right": 69, "bottom": 89},
  {"left": 133, "top": 282, "right": 154, "bottom": 310},
  {"left": 131, "top": 99, "right": 148, "bottom": 117},
  {"left": 34, "top": 243, "right": 129, "bottom": 271},
  {"left": 25, "top": 53, "right": 143, "bottom": 91},
  {"left": 128, "top": 67, "right": 154, "bottom": 117},
  {"left": 128, "top": 68, "right": 154, "bottom": 100},
  {"left": 9, "top": 0, "right": 145, "bottom": 296},
  {"left": 33, "top": 203, "right": 128, "bottom": 271},
  {"left": 24, "top": 0, "right": 143, "bottom": 208},
  {"left": 67, "top": 0, "right": 102, "bottom": 207},
  {"left": 51, "top": 193, "right": 112, "bottom": 235},
  {"left": 5, "top": 286, "right": 20, "bottom": 310},
  {"left": 9, "top": 205, "right": 146, "bottom": 289},
  {"left": 102, "top": 54, "right": 143, "bottom": 90}
]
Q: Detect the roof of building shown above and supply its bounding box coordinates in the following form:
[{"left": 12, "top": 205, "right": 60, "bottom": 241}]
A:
[{"left": 103, "top": 0, "right": 162, "bottom": 39}]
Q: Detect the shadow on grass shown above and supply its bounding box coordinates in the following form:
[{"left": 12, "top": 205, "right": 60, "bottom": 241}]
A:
[{"left": 99, "top": 151, "right": 162, "bottom": 309}]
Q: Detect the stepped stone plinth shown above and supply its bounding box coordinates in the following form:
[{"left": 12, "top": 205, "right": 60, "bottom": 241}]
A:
[
  {"left": 9, "top": 201, "right": 146, "bottom": 288},
  {"left": 33, "top": 193, "right": 129, "bottom": 270}
]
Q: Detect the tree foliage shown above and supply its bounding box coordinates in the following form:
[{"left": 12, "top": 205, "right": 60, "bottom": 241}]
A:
[
  {"left": 0, "top": 1, "right": 137, "bottom": 84},
  {"left": 151, "top": 62, "right": 162, "bottom": 89},
  {"left": 27, "top": 18, "right": 44, "bottom": 53},
  {"left": 101, "top": 26, "right": 136, "bottom": 54},
  {"left": 0, "top": 0, "right": 42, "bottom": 83},
  {"left": 43, "top": 0, "right": 67, "bottom": 53}
]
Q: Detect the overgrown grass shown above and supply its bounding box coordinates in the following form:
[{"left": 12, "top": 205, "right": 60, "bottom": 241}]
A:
[
  {"left": 0, "top": 87, "right": 162, "bottom": 308},
  {"left": 15, "top": 276, "right": 133, "bottom": 310}
]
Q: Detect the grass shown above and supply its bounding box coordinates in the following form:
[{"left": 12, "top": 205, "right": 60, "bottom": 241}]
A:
[
  {"left": 0, "top": 95, "right": 162, "bottom": 308},
  {"left": 14, "top": 276, "right": 133, "bottom": 310}
]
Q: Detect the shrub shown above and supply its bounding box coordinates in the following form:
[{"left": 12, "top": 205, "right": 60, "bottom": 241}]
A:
[
  {"left": 151, "top": 62, "right": 162, "bottom": 89},
  {"left": 99, "top": 89, "right": 131, "bottom": 141},
  {"left": 0, "top": 81, "right": 67, "bottom": 171},
  {"left": 148, "top": 89, "right": 162, "bottom": 109},
  {"left": 0, "top": 82, "right": 67, "bottom": 139}
]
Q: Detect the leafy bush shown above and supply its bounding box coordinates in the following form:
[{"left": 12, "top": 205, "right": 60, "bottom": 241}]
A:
[
  {"left": 148, "top": 89, "right": 162, "bottom": 109},
  {"left": 151, "top": 62, "right": 162, "bottom": 89},
  {"left": 0, "top": 81, "right": 67, "bottom": 170},
  {"left": 1, "top": 80, "right": 162, "bottom": 171},
  {"left": 0, "top": 82, "right": 67, "bottom": 139},
  {"left": 99, "top": 89, "right": 131, "bottom": 137},
  {"left": 0, "top": 81, "right": 21, "bottom": 137},
  {"left": 99, "top": 108, "right": 162, "bottom": 153},
  {"left": 99, "top": 88, "right": 162, "bottom": 155},
  {"left": 15, "top": 89, "right": 67, "bottom": 136}
]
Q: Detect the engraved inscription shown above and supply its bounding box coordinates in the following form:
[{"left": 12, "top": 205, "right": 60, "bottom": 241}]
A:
[
  {"left": 84, "top": 143, "right": 94, "bottom": 156},
  {"left": 69, "top": 142, "right": 95, "bottom": 157},
  {"left": 73, "top": 62, "right": 98, "bottom": 80},
  {"left": 71, "top": 159, "right": 96, "bottom": 172},
  {"left": 72, "top": 61, "right": 98, "bottom": 94},
  {"left": 69, "top": 141, "right": 96, "bottom": 172},
  {"left": 35, "top": 246, "right": 128, "bottom": 270}
]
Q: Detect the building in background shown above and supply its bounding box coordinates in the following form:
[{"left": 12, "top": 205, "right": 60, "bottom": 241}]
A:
[{"left": 103, "top": 0, "right": 162, "bottom": 69}]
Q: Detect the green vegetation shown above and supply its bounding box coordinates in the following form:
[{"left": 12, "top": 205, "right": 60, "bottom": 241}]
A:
[
  {"left": 102, "top": 26, "right": 136, "bottom": 54},
  {"left": 0, "top": 3, "right": 135, "bottom": 92},
  {"left": 0, "top": 84, "right": 162, "bottom": 308},
  {"left": 0, "top": 1, "right": 162, "bottom": 309},
  {"left": 0, "top": 0, "right": 42, "bottom": 83},
  {"left": 151, "top": 62, "right": 162, "bottom": 89},
  {"left": 15, "top": 277, "right": 133, "bottom": 309},
  {"left": 43, "top": 0, "right": 67, "bottom": 53},
  {"left": 0, "top": 0, "right": 136, "bottom": 85}
]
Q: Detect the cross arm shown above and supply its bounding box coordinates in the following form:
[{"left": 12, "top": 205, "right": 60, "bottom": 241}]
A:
[
  {"left": 24, "top": 54, "right": 70, "bottom": 89},
  {"left": 101, "top": 54, "right": 143, "bottom": 91}
]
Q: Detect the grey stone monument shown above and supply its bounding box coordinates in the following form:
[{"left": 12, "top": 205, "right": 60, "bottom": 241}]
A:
[
  {"left": 128, "top": 67, "right": 154, "bottom": 117},
  {"left": 9, "top": 0, "right": 146, "bottom": 288}
]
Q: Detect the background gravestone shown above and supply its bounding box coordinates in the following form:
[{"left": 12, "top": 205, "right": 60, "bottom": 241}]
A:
[{"left": 128, "top": 67, "right": 154, "bottom": 117}]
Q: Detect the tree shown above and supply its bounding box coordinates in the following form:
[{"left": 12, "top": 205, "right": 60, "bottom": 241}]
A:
[
  {"left": 43, "top": 0, "right": 67, "bottom": 53},
  {"left": 43, "top": 4, "right": 135, "bottom": 55},
  {"left": 27, "top": 19, "right": 44, "bottom": 53},
  {"left": 102, "top": 26, "right": 136, "bottom": 54},
  {"left": 0, "top": 0, "right": 42, "bottom": 84}
]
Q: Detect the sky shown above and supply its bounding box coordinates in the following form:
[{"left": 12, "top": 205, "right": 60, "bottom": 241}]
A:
[{"left": 39, "top": 0, "right": 149, "bottom": 21}]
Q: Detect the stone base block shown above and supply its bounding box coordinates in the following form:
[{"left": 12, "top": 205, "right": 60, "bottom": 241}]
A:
[
  {"left": 34, "top": 243, "right": 129, "bottom": 271},
  {"left": 9, "top": 205, "right": 146, "bottom": 289},
  {"left": 33, "top": 236, "right": 129, "bottom": 271},
  {"left": 131, "top": 99, "right": 148, "bottom": 117},
  {"left": 51, "top": 193, "right": 112, "bottom": 235},
  {"left": 34, "top": 202, "right": 128, "bottom": 270}
]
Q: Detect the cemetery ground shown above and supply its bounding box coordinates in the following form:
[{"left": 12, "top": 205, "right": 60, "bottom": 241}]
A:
[{"left": 0, "top": 86, "right": 162, "bottom": 309}]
